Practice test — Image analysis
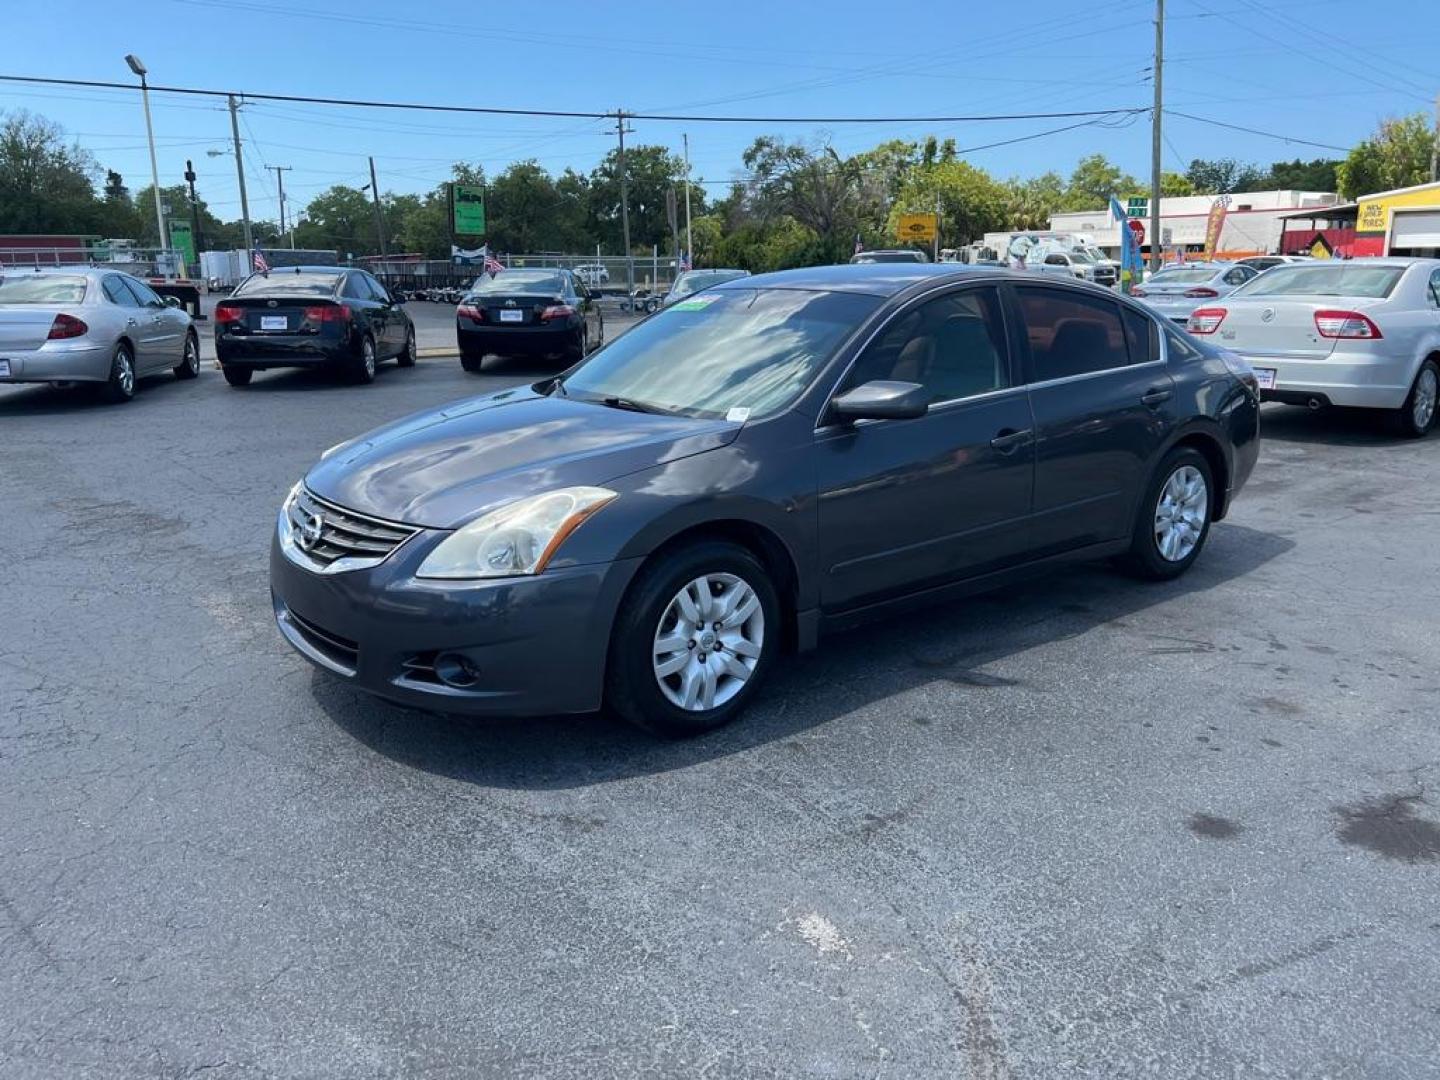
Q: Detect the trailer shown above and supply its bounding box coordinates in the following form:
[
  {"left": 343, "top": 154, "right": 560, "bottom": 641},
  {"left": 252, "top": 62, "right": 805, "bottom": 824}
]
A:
[
  {"left": 201, "top": 248, "right": 340, "bottom": 291},
  {"left": 0, "top": 239, "right": 207, "bottom": 318}
]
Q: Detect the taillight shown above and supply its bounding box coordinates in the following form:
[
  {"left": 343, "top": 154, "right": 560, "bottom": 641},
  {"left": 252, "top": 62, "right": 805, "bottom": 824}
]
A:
[
  {"left": 1183, "top": 287, "right": 1219, "bottom": 298},
  {"left": 456, "top": 304, "right": 484, "bottom": 322},
  {"left": 1313, "top": 309, "right": 1382, "bottom": 339},
  {"left": 1131, "top": 287, "right": 1148, "bottom": 297},
  {"left": 540, "top": 304, "right": 576, "bottom": 322},
  {"left": 303, "top": 304, "right": 351, "bottom": 323},
  {"left": 46, "top": 313, "right": 88, "bottom": 339},
  {"left": 214, "top": 305, "right": 241, "bottom": 324},
  {"left": 1187, "top": 308, "right": 1228, "bottom": 335}
]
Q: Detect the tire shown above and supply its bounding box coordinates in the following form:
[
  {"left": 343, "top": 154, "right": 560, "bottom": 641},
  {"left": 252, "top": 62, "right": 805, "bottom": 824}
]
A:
[
  {"left": 569, "top": 325, "right": 589, "bottom": 361},
  {"left": 1396, "top": 359, "right": 1438, "bottom": 439},
  {"left": 101, "top": 342, "right": 136, "bottom": 403},
  {"left": 460, "top": 348, "right": 484, "bottom": 373},
  {"left": 606, "top": 541, "right": 780, "bottom": 737},
  {"left": 352, "top": 334, "right": 377, "bottom": 384},
  {"left": 221, "top": 364, "right": 253, "bottom": 387},
  {"left": 1119, "top": 447, "right": 1214, "bottom": 581},
  {"left": 173, "top": 332, "right": 200, "bottom": 380},
  {"left": 397, "top": 327, "right": 417, "bottom": 368}
]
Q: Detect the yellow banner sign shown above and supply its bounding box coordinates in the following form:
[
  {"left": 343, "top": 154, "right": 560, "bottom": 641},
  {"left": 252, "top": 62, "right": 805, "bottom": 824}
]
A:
[{"left": 896, "top": 213, "right": 937, "bottom": 244}]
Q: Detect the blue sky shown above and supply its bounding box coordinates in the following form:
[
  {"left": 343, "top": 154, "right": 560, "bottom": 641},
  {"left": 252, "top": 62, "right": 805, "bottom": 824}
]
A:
[{"left": 4, "top": 0, "right": 1437, "bottom": 227}]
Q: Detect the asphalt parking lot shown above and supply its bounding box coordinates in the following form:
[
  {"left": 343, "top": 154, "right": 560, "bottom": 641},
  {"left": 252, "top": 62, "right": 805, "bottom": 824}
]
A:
[{"left": 2, "top": 362, "right": 1439, "bottom": 1077}]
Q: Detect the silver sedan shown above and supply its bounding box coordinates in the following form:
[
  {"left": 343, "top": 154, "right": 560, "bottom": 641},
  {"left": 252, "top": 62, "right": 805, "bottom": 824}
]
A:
[
  {"left": 0, "top": 268, "right": 200, "bottom": 402},
  {"left": 1132, "top": 262, "right": 1260, "bottom": 324}
]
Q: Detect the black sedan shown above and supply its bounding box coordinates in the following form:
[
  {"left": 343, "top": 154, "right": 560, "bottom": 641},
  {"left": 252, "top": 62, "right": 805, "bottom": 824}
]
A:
[
  {"left": 215, "top": 266, "right": 416, "bottom": 386},
  {"left": 271, "top": 265, "right": 1258, "bottom": 736},
  {"left": 455, "top": 268, "right": 603, "bottom": 372}
]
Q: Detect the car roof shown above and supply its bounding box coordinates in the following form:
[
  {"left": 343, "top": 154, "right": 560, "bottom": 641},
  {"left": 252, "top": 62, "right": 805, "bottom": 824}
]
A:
[{"left": 717, "top": 263, "right": 1000, "bottom": 297}]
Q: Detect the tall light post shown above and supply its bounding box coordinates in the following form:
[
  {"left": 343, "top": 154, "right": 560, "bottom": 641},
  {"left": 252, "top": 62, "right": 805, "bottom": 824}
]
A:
[{"left": 125, "top": 54, "right": 169, "bottom": 264}]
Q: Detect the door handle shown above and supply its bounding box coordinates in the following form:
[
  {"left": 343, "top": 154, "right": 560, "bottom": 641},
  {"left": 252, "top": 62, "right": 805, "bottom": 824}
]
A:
[
  {"left": 1142, "top": 387, "right": 1173, "bottom": 407},
  {"left": 990, "top": 428, "right": 1033, "bottom": 453},
  {"left": 126, "top": 318, "right": 137, "bottom": 326}
]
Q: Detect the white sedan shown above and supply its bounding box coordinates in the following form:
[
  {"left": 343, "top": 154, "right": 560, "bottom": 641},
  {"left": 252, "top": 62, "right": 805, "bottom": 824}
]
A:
[{"left": 1186, "top": 258, "right": 1440, "bottom": 437}]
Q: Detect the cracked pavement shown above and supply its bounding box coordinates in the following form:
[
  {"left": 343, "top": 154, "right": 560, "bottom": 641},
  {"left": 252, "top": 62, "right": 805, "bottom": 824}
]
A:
[{"left": 2, "top": 363, "right": 1439, "bottom": 1078}]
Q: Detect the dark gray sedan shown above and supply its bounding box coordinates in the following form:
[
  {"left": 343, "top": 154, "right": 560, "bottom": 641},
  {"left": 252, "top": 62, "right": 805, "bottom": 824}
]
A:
[{"left": 271, "top": 265, "right": 1259, "bottom": 735}]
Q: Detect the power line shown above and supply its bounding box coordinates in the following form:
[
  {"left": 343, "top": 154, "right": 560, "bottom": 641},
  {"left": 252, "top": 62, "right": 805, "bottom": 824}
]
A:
[
  {"left": 0, "top": 74, "right": 1148, "bottom": 125},
  {"left": 1168, "top": 110, "right": 1350, "bottom": 153}
]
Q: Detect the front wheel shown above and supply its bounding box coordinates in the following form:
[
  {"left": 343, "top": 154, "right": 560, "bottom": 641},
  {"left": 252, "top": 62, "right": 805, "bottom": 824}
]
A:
[
  {"left": 1119, "top": 447, "right": 1214, "bottom": 581},
  {"left": 606, "top": 541, "right": 780, "bottom": 737},
  {"left": 397, "top": 327, "right": 417, "bottom": 368},
  {"left": 173, "top": 332, "right": 200, "bottom": 380},
  {"left": 1397, "top": 359, "right": 1438, "bottom": 439}
]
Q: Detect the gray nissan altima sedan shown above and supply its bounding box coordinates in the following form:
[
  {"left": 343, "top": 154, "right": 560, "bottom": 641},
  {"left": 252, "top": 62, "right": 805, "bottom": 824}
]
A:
[{"left": 271, "top": 264, "right": 1259, "bottom": 736}]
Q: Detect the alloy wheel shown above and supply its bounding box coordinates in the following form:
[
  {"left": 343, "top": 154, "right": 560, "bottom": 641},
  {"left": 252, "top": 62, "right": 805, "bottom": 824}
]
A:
[
  {"left": 1153, "top": 464, "right": 1208, "bottom": 563},
  {"left": 652, "top": 572, "right": 764, "bottom": 711},
  {"left": 117, "top": 353, "right": 134, "bottom": 395},
  {"left": 362, "top": 338, "right": 376, "bottom": 378},
  {"left": 1414, "top": 367, "right": 1437, "bottom": 431},
  {"left": 184, "top": 336, "right": 199, "bottom": 374}
]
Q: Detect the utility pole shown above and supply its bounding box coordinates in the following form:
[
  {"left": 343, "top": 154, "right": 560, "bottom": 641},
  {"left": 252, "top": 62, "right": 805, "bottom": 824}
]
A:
[
  {"left": 368, "top": 156, "right": 388, "bottom": 258},
  {"left": 184, "top": 159, "right": 203, "bottom": 259},
  {"left": 615, "top": 110, "right": 634, "bottom": 294},
  {"left": 1149, "top": 0, "right": 1165, "bottom": 273},
  {"left": 933, "top": 191, "right": 941, "bottom": 262},
  {"left": 265, "top": 165, "right": 293, "bottom": 246},
  {"left": 227, "top": 95, "right": 254, "bottom": 253},
  {"left": 683, "top": 133, "right": 693, "bottom": 266},
  {"left": 1431, "top": 91, "right": 1438, "bottom": 183}
]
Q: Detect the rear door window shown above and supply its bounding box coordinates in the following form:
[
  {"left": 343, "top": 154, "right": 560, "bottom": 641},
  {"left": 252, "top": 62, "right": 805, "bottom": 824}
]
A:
[
  {"left": 1121, "top": 305, "right": 1160, "bottom": 364},
  {"left": 1015, "top": 287, "right": 1131, "bottom": 381},
  {"left": 341, "top": 274, "right": 369, "bottom": 301},
  {"left": 122, "top": 278, "right": 163, "bottom": 308},
  {"left": 103, "top": 276, "right": 140, "bottom": 307}
]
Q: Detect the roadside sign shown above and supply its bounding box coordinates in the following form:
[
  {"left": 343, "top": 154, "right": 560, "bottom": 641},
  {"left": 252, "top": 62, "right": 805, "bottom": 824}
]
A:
[
  {"left": 1127, "top": 218, "right": 1146, "bottom": 245},
  {"left": 168, "top": 221, "right": 195, "bottom": 266},
  {"left": 896, "top": 212, "right": 937, "bottom": 245},
  {"left": 1126, "top": 196, "right": 1148, "bottom": 218},
  {"left": 450, "top": 183, "right": 487, "bottom": 237}
]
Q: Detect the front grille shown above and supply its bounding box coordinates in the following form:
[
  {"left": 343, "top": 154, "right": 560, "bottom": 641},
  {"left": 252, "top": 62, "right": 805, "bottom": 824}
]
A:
[
  {"left": 287, "top": 487, "right": 419, "bottom": 569},
  {"left": 286, "top": 607, "right": 359, "bottom": 673}
]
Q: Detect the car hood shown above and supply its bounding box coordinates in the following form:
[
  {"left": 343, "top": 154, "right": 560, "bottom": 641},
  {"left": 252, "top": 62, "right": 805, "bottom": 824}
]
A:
[{"left": 304, "top": 385, "right": 741, "bottom": 528}]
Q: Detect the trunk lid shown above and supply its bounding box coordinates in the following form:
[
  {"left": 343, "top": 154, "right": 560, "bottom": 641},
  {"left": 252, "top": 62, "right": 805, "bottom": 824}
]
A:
[
  {"left": 1213, "top": 297, "right": 1354, "bottom": 360},
  {"left": 0, "top": 307, "right": 62, "bottom": 352},
  {"left": 219, "top": 296, "right": 343, "bottom": 334},
  {"left": 476, "top": 292, "right": 565, "bottom": 326}
]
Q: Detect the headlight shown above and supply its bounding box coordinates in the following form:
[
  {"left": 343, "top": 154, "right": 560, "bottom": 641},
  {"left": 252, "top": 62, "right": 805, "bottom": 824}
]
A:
[{"left": 416, "top": 487, "right": 617, "bottom": 580}]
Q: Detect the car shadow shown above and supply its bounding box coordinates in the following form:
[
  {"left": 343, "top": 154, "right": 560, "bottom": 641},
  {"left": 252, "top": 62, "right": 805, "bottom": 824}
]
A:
[
  {"left": 1259, "top": 403, "right": 1407, "bottom": 447},
  {"left": 467, "top": 354, "right": 569, "bottom": 379},
  {"left": 227, "top": 365, "right": 408, "bottom": 394},
  {"left": 315, "top": 521, "right": 1295, "bottom": 791},
  {"left": 0, "top": 374, "right": 191, "bottom": 417}
]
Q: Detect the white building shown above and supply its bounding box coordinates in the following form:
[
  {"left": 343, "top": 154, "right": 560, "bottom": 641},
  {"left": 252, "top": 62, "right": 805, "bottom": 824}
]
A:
[{"left": 1049, "top": 190, "right": 1341, "bottom": 258}]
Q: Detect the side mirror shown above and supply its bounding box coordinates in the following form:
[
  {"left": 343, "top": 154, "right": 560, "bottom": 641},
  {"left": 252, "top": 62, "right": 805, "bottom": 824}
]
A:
[
  {"left": 830, "top": 380, "right": 929, "bottom": 422},
  {"left": 390, "top": 293, "right": 404, "bottom": 304},
  {"left": 162, "top": 295, "right": 183, "bottom": 309}
]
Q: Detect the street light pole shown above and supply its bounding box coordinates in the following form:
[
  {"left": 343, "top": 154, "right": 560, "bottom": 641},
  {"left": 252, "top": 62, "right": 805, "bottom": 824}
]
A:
[
  {"left": 683, "top": 132, "right": 693, "bottom": 266},
  {"left": 1149, "top": 0, "right": 1165, "bottom": 273},
  {"left": 125, "top": 55, "right": 168, "bottom": 262},
  {"left": 265, "top": 165, "right": 293, "bottom": 246},
  {"left": 615, "top": 110, "right": 634, "bottom": 294},
  {"left": 227, "top": 95, "right": 254, "bottom": 253}
]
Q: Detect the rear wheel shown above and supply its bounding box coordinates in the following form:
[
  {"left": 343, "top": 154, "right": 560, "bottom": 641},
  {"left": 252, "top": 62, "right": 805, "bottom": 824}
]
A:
[
  {"left": 1119, "top": 447, "right": 1214, "bottom": 581},
  {"left": 606, "top": 541, "right": 780, "bottom": 737},
  {"left": 1397, "top": 359, "right": 1438, "bottom": 439},
  {"left": 460, "top": 347, "right": 484, "bottom": 373},
  {"left": 397, "top": 326, "right": 417, "bottom": 368},
  {"left": 570, "top": 325, "right": 589, "bottom": 361},
  {"left": 221, "top": 364, "right": 252, "bottom": 387},
  {"left": 101, "top": 343, "right": 136, "bottom": 403},
  {"left": 351, "top": 334, "right": 377, "bottom": 384},
  {"left": 173, "top": 332, "right": 200, "bottom": 380}
]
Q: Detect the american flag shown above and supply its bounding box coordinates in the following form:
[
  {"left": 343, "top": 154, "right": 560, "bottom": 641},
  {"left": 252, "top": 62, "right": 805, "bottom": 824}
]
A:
[
  {"left": 252, "top": 249, "right": 270, "bottom": 272},
  {"left": 853, "top": 233, "right": 864, "bottom": 255},
  {"left": 678, "top": 250, "right": 691, "bottom": 272},
  {"left": 483, "top": 251, "right": 504, "bottom": 275}
]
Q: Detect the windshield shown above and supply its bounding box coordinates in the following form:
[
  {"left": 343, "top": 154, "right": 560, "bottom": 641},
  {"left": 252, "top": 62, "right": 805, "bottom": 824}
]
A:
[
  {"left": 235, "top": 272, "right": 342, "bottom": 297},
  {"left": 0, "top": 275, "right": 87, "bottom": 303},
  {"left": 560, "top": 288, "right": 878, "bottom": 420},
  {"left": 1231, "top": 264, "right": 1405, "bottom": 299},
  {"left": 470, "top": 270, "right": 564, "bottom": 295},
  {"left": 1065, "top": 250, "right": 1096, "bottom": 264},
  {"left": 1149, "top": 267, "right": 1221, "bottom": 284},
  {"left": 670, "top": 270, "right": 746, "bottom": 297}
]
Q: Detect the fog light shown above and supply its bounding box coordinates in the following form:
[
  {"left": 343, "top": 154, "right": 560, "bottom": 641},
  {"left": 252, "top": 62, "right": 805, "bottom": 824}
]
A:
[{"left": 433, "top": 652, "right": 481, "bottom": 688}]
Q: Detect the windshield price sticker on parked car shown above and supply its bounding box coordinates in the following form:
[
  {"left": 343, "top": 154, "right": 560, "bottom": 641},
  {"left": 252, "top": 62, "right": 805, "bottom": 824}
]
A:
[
  {"left": 671, "top": 294, "right": 722, "bottom": 311},
  {"left": 0, "top": 360, "right": 10, "bottom": 378}
]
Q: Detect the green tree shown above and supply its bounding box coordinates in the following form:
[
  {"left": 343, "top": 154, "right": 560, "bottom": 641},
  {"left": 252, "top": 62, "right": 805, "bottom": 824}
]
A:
[
  {"left": 294, "top": 185, "right": 380, "bottom": 256},
  {"left": 1265, "top": 157, "right": 1339, "bottom": 192},
  {"left": 1003, "top": 171, "right": 1066, "bottom": 229},
  {"left": 1159, "top": 171, "right": 1195, "bottom": 197},
  {"left": 0, "top": 110, "right": 104, "bottom": 234},
  {"left": 893, "top": 160, "right": 1009, "bottom": 246},
  {"left": 587, "top": 144, "right": 687, "bottom": 253},
  {"left": 486, "top": 160, "right": 563, "bottom": 252},
  {"left": 132, "top": 183, "right": 231, "bottom": 249},
  {"left": 1336, "top": 114, "right": 1436, "bottom": 199},
  {"left": 1064, "top": 154, "right": 1140, "bottom": 209},
  {"left": 1184, "top": 157, "right": 1267, "bottom": 195}
]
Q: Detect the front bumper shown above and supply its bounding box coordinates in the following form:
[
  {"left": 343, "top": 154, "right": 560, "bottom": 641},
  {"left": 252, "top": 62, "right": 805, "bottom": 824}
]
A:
[
  {"left": 269, "top": 523, "right": 642, "bottom": 717},
  {"left": 1241, "top": 348, "right": 1414, "bottom": 411},
  {"left": 457, "top": 321, "right": 580, "bottom": 356},
  {"left": 0, "top": 341, "right": 112, "bottom": 383}
]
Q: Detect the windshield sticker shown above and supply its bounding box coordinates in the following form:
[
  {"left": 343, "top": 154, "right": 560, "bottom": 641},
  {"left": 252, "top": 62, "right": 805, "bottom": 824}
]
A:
[
  {"left": 671, "top": 294, "right": 722, "bottom": 311},
  {"left": 726, "top": 406, "right": 751, "bottom": 423}
]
